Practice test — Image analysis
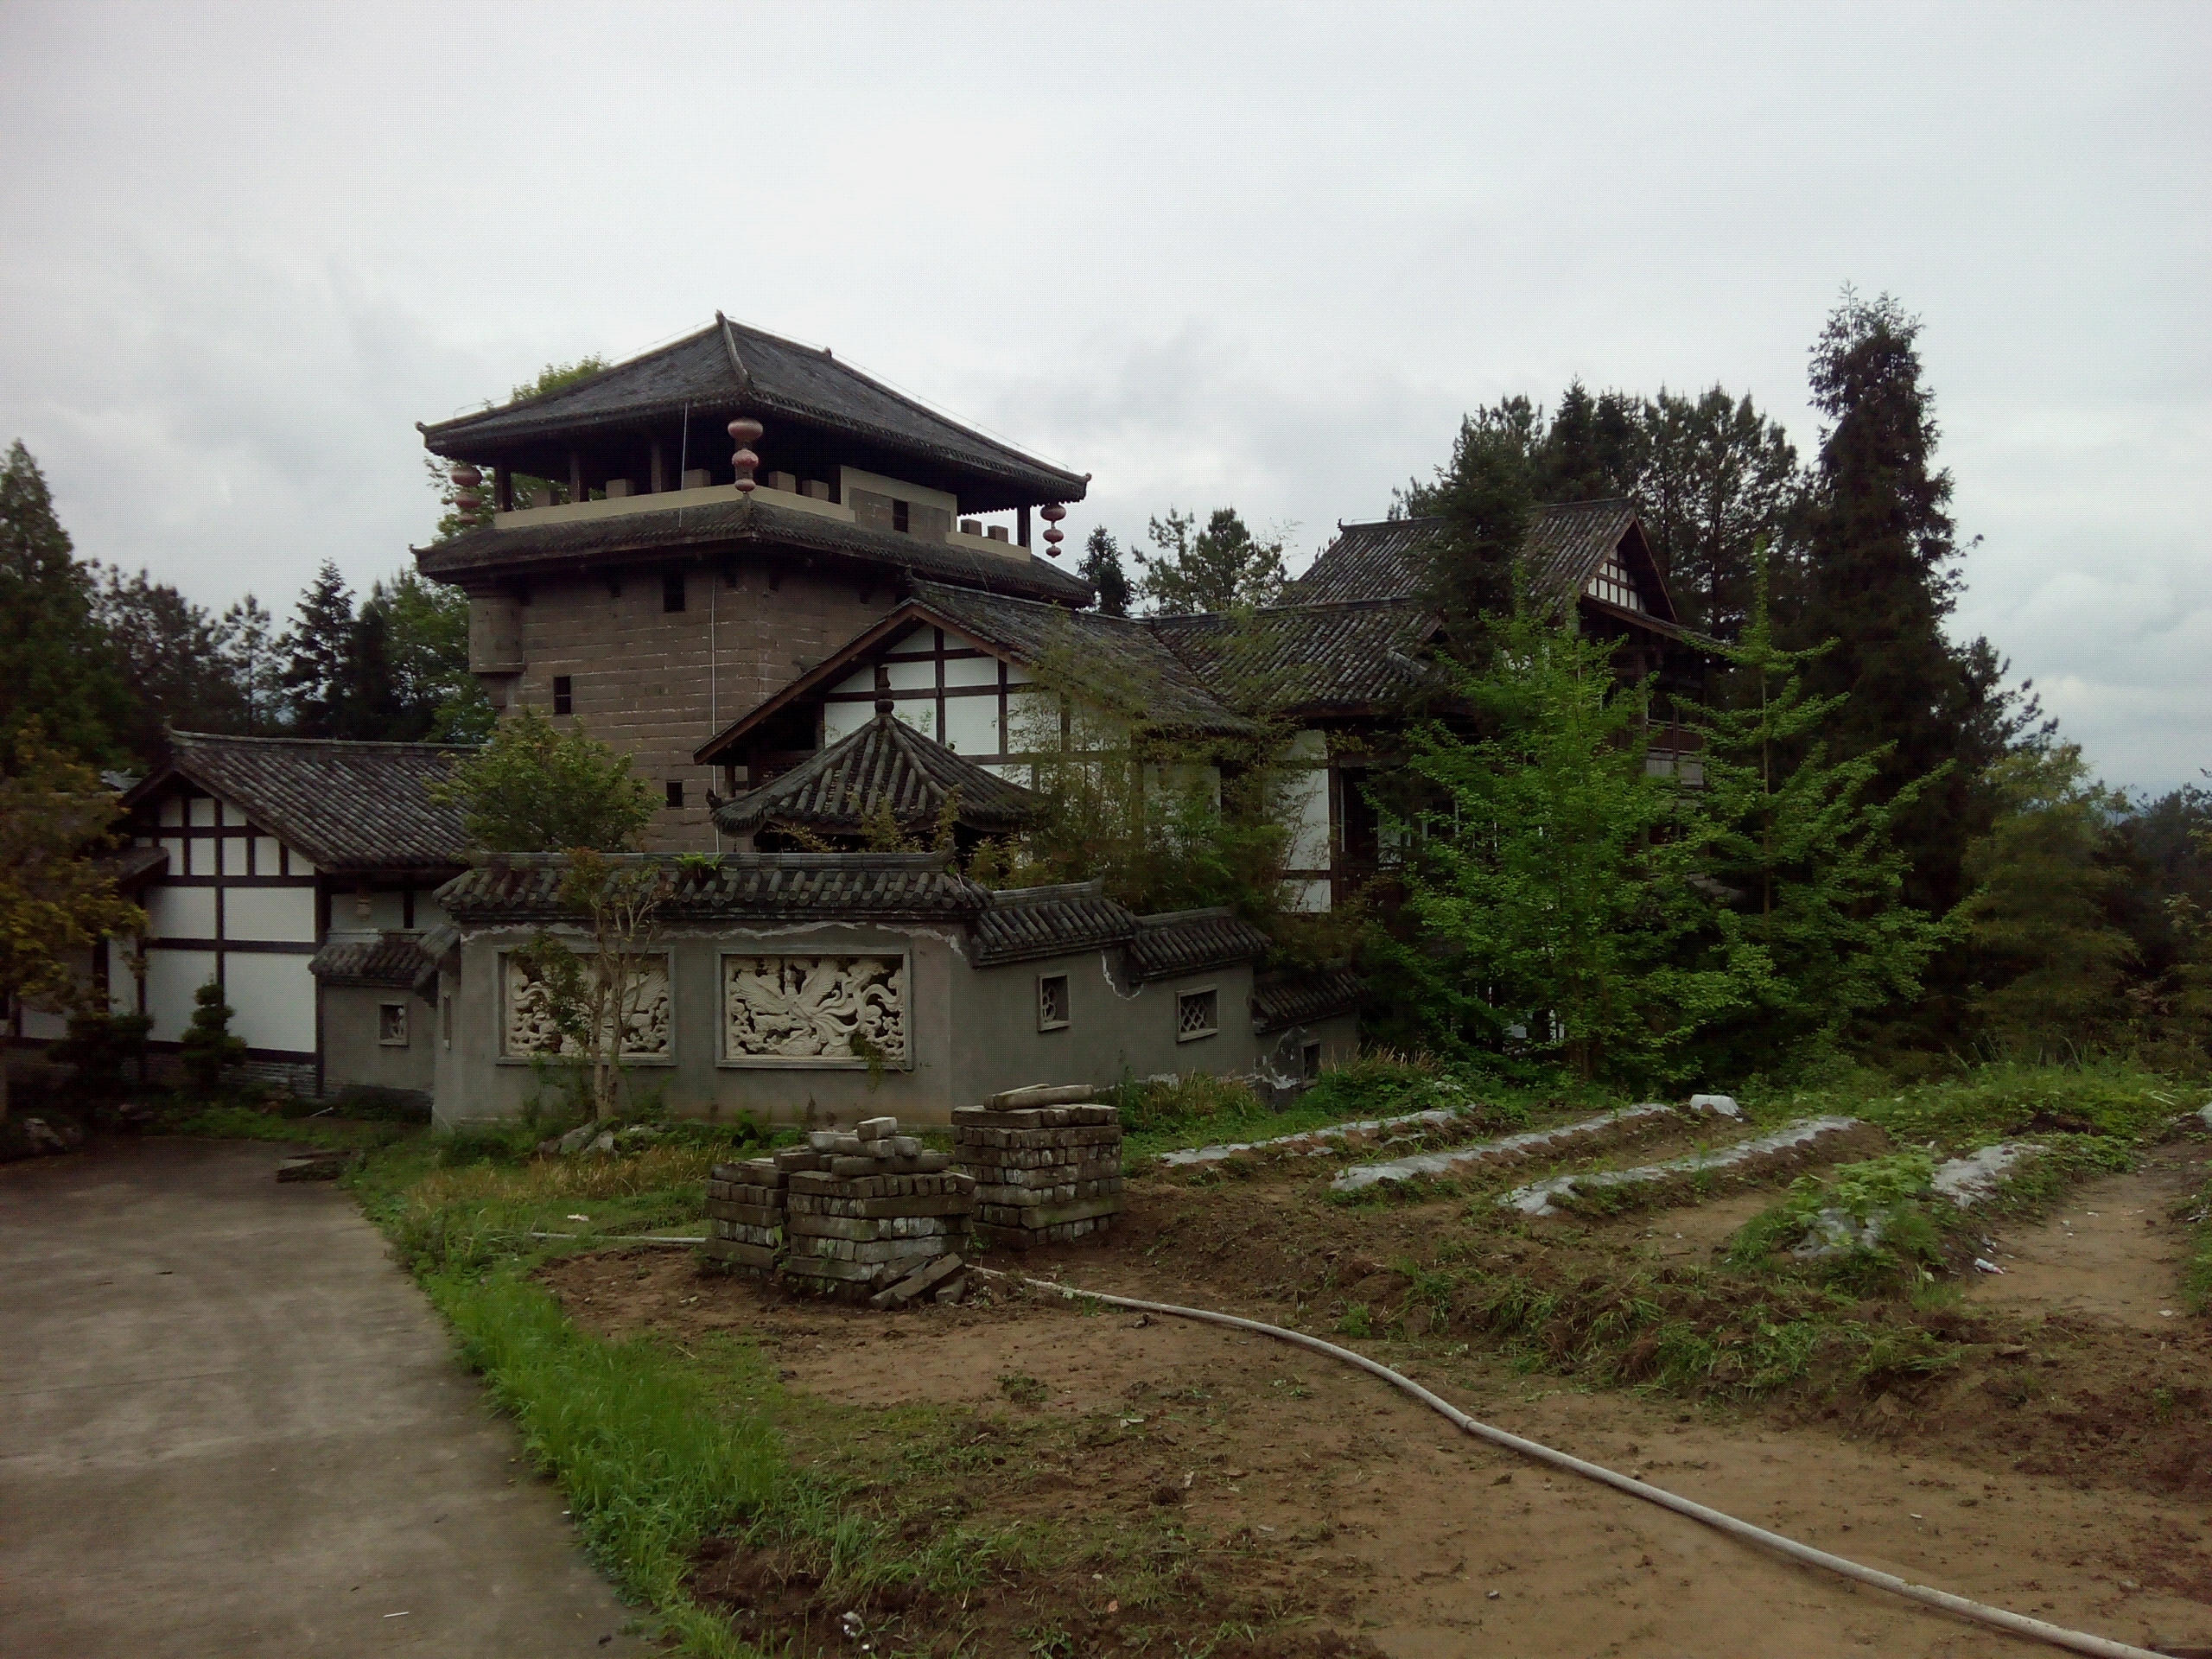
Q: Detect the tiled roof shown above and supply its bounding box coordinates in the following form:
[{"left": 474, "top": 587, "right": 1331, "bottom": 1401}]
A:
[
  {"left": 310, "top": 935, "right": 439, "bottom": 995},
  {"left": 967, "top": 880, "right": 1139, "bottom": 967},
  {"left": 105, "top": 844, "right": 169, "bottom": 890},
  {"left": 1148, "top": 600, "right": 1444, "bottom": 717},
  {"left": 437, "top": 852, "right": 989, "bottom": 926},
  {"left": 421, "top": 317, "right": 1087, "bottom": 505},
  {"left": 1285, "top": 500, "right": 1660, "bottom": 615},
  {"left": 1128, "top": 907, "right": 1273, "bottom": 982},
  {"left": 124, "top": 733, "right": 474, "bottom": 873},
  {"left": 906, "top": 582, "right": 1262, "bottom": 739},
  {"left": 416, "top": 493, "right": 1095, "bottom": 606},
  {"left": 1252, "top": 966, "right": 1364, "bottom": 1033},
  {"left": 715, "top": 710, "right": 1037, "bottom": 836},
  {"left": 1284, "top": 518, "right": 1446, "bottom": 604}
]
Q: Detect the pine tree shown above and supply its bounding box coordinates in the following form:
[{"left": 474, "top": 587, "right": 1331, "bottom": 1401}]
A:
[
  {"left": 1133, "top": 507, "right": 1287, "bottom": 614},
  {"left": 1638, "top": 387, "right": 1803, "bottom": 640},
  {"left": 1691, "top": 557, "right": 1952, "bottom": 1066},
  {"left": 1406, "top": 404, "right": 1538, "bottom": 664},
  {"left": 94, "top": 566, "right": 246, "bottom": 758},
  {"left": 281, "top": 561, "right": 355, "bottom": 738},
  {"left": 219, "top": 595, "right": 283, "bottom": 735},
  {"left": 1790, "top": 290, "right": 1977, "bottom": 910},
  {"left": 1077, "top": 526, "right": 1133, "bottom": 618},
  {"left": 1532, "top": 380, "right": 1645, "bottom": 503},
  {"left": 178, "top": 977, "right": 248, "bottom": 1098},
  {"left": 0, "top": 441, "right": 135, "bottom": 767},
  {"left": 1958, "top": 745, "right": 2141, "bottom": 1058}
]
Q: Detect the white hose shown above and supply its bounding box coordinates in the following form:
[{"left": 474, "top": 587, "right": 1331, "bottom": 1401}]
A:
[{"left": 993, "top": 1272, "right": 2166, "bottom": 1659}]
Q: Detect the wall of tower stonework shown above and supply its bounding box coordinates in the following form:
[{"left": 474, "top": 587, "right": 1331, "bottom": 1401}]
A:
[{"left": 490, "top": 558, "right": 897, "bottom": 852}]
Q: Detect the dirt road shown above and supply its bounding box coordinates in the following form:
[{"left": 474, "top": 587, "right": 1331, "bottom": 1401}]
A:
[{"left": 0, "top": 1138, "right": 649, "bottom": 1659}]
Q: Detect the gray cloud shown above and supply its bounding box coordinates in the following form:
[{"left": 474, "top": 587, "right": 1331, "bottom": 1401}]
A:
[{"left": 2, "top": 0, "right": 2203, "bottom": 789}]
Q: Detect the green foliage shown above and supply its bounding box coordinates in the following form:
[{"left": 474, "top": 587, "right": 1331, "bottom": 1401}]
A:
[
  {"left": 1692, "top": 556, "right": 1953, "bottom": 1066},
  {"left": 1637, "top": 387, "right": 1802, "bottom": 640},
  {"left": 997, "top": 1371, "right": 1048, "bottom": 1407},
  {"left": 435, "top": 707, "right": 656, "bottom": 853},
  {"left": 178, "top": 978, "right": 249, "bottom": 1098},
  {"left": 1400, "top": 402, "right": 1537, "bottom": 660},
  {"left": 1727, "top": 1153, "right": 1938, "bottom": 1282},
  {"left": 0, "top": 440, "right": 135, "bottom": 766},
  {"left": 1960, "top": 745, "right": 2140, "bottom": 1057},
  {"left": 280, "top": 559, "right": 357, "bottom": 739},
  {"left": 1392, "top": 595, "right": 1751, "bottom": 1083},
  {"left": 1132, "top": 505, "right": 1287, "bottom": 614},
  {"left": 0, "top": 726, "right": 145, "bottom": 1115},
  {"left": 1077, "top": 524, "right": 1133, "bottom": 617},
  {"left": 1748, "top": 1061, "right": 2189, "bottom": 1151},
  {"left": 48, "top": 1007, "right": 151, "bottom": 1102}
]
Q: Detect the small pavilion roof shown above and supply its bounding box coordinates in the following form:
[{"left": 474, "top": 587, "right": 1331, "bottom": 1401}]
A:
[
  {"left": 421, "top": 316, "right": 1087, "bottom": 508},
  {"left": 713, "top": 708, "right": 1038, "bottom": 837}
]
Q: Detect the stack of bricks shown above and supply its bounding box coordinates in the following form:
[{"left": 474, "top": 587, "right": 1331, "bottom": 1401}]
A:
[
  {"left": 702, "top": 1155, "right": 787, "bottom": 1274},
  {"left": 953, "top": 1084, "right": 1125, "bottom": 1250},
  {"left": 777, "top": 1116, "right": 976, "bottom": 1302}
]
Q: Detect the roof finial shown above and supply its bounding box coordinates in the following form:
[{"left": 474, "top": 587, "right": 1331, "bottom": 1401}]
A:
[
  {"left": 1039, "top": 502, "right": 1066, "bottom": 558},
  {"left": 451, "top": 462, "right": 483, "bottom": 517},
  {"left": 728, "top": 417, "right": 763, "bottom": 493}
]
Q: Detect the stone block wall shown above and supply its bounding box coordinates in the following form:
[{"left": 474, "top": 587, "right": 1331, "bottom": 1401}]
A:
[{"left": 492, "top": 559, "right": 897, "bottom": 851}]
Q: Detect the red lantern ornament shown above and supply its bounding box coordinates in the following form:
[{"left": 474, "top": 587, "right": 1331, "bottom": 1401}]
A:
[
  {"left": 451, "top": 463, "right": 483, "bottom": 516},
  {"left": 728, "top": 417, "right": 764, "bottom": 493},
  {"left": 1040, "top": 501, "right": 1066, "bottom": 557}
]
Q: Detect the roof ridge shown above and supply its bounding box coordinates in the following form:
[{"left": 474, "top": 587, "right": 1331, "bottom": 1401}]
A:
[{"left": 167, "top": 729, "right": 472, "bottom": 753}]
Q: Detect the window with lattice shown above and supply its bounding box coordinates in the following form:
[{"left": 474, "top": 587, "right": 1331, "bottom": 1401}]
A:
[
  {"left": 1585, "top": 551, "right": 1644, "bottom": 613},
  {"left": 1176, "top": 986, "right": 1219, "bottom": 1042},
  {"left": 1037, "top": 973, "right": 1070, "bottom": 1032}
]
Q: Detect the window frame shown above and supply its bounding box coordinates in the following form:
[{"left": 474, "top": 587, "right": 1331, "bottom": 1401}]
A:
[
  {"left": 1037, "top": 972, "right": 1070, "bottom": 1033},
  {"left": 552, "top": 675, "right": 574, "bottom": 715},
  {"left": 377, "top": 1001, "right": 410, "bottom": 1047},
  {"left": 1175, "top": 983, "right": 1220, "bottom": 1043}
]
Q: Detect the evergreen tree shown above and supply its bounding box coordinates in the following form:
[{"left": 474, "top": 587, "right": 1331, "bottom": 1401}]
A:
[
  {"left": 281, "top": 561, "right": 355, "bottom": 738},
  {"left": 1691, "top": 557, "right": 1952, "bottom": 1066},
  {"left": 177, "top": 977, "right": 248, "bottom": 1098},
  {"left": 0, "top": 441, "right": 134, "bottom": 767},
  {"left": 334, "top": 599, "right": 406, "bottom": 740},
  {"left": 94, "top": 566, "right": 246, "bottom": 758},
  {"left": 1402, "top": 403, "right": 1539, "bottom": 664},
  {"left": 219, "top": 595, "right": 283, "bottom": 735},
  {"left": 1532, "top": 380, "right": 1645, "bottom": 502},
  {"left": 1790, "top": 290, "right": 1978, "bottom": 910},
  {"left": 1077, "top": 525, "right": 1133, "bottom": 618},
  {"left": 1133, "top": 507, "right": 1287, "bottom": 614},
  {"left": 1958, "top": 745, "right": 2140, "bottom": 1057},
  {"left": 378, "top": 569, "right": 491, "bottom": 742},
  {"left": 1638, "top": 387, "right": 1803, "bottom": 640},
  {"left": 1389, "top": 594, "right": 1749, "bottom": 1084}
]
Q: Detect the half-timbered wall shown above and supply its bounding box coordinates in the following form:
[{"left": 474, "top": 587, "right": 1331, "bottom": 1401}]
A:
[
  {"left": 130, "top": 786, "right": 320, "bottom": 1057},
  {"left": 819, "top": 621, "right": 1044, "bottom": 785}
]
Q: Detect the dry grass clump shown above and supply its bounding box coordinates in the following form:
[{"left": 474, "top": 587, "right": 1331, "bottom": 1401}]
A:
[{"left": 406, "top": 1143, "right": 722, "bottom": 1215}]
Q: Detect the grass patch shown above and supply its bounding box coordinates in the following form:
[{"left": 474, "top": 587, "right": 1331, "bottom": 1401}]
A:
[
  {"left": 1116, "top": 1048, "right": 1555, "bottom": 1161},
  {"left": 2186, "top": 1166, "right": 2212, "bottom": 1315},
  {"left": 1743, "top": 1061, "right": 2190, "bottom": 1151},
  {"left": 159, "top": 1101, "right": 415, "bottom": 1152},
  {"left": 426, "top": 1270, "right": 779, "bottom": 1654}
]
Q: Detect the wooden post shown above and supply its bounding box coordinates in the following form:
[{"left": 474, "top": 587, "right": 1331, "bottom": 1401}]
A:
[
  {"left": 1018, "top": 505, "right": 1032, "bottom": 548},
  {"left": 568, "top": 450, "right": 583, "bottom": 505},
  {"left": 650, "top": 441, "right": 666, "bottom": 494},
  {"left": 494, "top": 465, "right": 512, "bottom": 512}
]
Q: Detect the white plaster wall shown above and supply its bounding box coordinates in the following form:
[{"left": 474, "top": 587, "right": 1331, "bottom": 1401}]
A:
[
  {"left": 225, "top": 954, "right": 317, "bottom": 1054},
  {"left": 944, "top": 697, "right": 998, "bottom": 754},
  {"left": 146, "top": 887, "right": 217, "bottom": 939},
  {"left": 145, "top": 948, "right": 218, "bottom": 1041},
  {"left": 225, "top": 887, "right": 319, "bottom": 942}
]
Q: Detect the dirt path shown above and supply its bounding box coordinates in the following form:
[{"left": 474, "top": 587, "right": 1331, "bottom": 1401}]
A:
[
  {"left": 553, "top": 1251, "right": 2212, "bottom": 1658},
  {"left": 0, "top": 1138, "right": 650, "bottom": 1659},
  {"left": 1964, "top": 1144, "right": 2209, "bottom": 1332}
]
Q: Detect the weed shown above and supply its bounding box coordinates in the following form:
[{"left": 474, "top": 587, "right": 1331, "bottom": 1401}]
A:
[
  {"left": 1336, "top": 1304, "right": 1374, "bottom": 1339},
  {"left": 999, "top": 1372, "right": 1049, "bottom": 1407}
]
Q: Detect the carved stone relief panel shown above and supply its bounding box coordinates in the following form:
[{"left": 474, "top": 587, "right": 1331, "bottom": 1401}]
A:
[
  {"left": 503, "top": 952, "right": 672, "bottom": 1059},
  {"left": 722, "top": 954, "right": 907, "bottom": 1066}
]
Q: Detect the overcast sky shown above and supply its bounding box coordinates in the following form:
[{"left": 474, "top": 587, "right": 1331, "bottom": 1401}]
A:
[{"left": 3, "top": 2, "right": 2204, "bottom": 791}]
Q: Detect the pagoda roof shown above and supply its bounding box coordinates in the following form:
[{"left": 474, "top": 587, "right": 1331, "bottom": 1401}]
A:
[
  {"left": 421, "top": 316, "right": 1087, "bottom": 507},
  {"left": 713, "top": 707, "right": 1038, "bottom": 838},
  {"left": 414, "top": 491, "right": 1095, "bottom": 606}
]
